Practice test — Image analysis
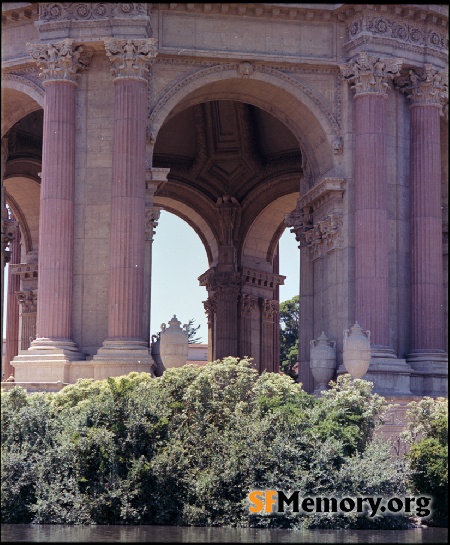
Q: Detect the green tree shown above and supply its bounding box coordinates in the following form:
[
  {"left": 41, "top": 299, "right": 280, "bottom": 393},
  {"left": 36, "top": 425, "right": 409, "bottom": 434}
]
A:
[
  {"left": 186, "top": 318, "right": 202, "bottom": 344},
  {"left": 402, "top": 397, "right": 448, "bottom": 527},
  {"left": 279, "top": 295, "right": 299, "bottom": 379}
]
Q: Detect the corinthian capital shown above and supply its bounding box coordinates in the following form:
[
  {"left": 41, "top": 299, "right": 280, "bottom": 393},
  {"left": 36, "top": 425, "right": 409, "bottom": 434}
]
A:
[
  {"left": 26, "top": 39, "right": 92, "bottom": 84},
  {"left": 396, "top": 64, "right": 448, "bottom": 110},
  {"left": 103, "top": 38, "right": 158, "bottom": 81},
  {"left": 340, "top": 52, "right": 402, "bottom": 97},
  {"left": 16, "top": 290, "right": 38, "bottom": 314}
]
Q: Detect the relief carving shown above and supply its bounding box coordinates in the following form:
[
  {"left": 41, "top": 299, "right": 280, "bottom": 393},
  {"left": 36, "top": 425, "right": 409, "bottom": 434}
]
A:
[
  {"left": 238, "top": 62, "right": 254, "bottom": 78},
  {"left": 203, "top": 297, "right": 217, "bottom": 325},
  {"left": 340, "top": 52, "right": 402, "bottom": 97},
  {"left": 240, "top": 293, "right": 258, "bottom": 319},
  {"left": 260, "top": 298, "right": 278, "bottom": 322},
  {"left": 144, "top": 206, "right": 161, "bottom": 242},
  {"left": 103, "top": 38, "right": 158, "bottom": 81},
  {"left": 26, "top": 39, "right": 92, "bottom": 83},
  {"left": 285, "top": 206, "right": 313, "bottom": 245},
  {"left": 216, "top": 196, "right": 241, "bottom": 246}
]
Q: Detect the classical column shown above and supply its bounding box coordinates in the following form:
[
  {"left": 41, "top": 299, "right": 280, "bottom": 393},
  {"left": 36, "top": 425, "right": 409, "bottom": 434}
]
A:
[
  {"left": 95, "top": 39, "right": 157, "bottom": 370},
  {"left": 285, "top": 204, "right": 314, "bottom": 391},
  {"left": 10, "top": 41, "right": 91, "bottom": 382},
  {"left": 341, "top": 52, "right": 402, "bottom": 358},
  {"left": 3, "top": 217, "right": 20, "bottom": 379},
  {"left": 398, "top": 65, "right": 448, "bottom": 384},
  {"left": 25, "top": 39, "right": 91, "bottom": 357}
]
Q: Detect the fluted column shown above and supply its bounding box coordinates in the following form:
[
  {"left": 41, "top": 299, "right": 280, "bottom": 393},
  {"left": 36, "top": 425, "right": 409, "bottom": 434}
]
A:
[
  {"left": 25, "top": 39, "right": 91, "bottom": 355},
  {"left": 341, "top": 53, "right": 402, "bottom": 358},
  {"left": 285, "top": 204, "right": 314, "bottom": 391},
  {"left": 3, "top": 218, "right": 20, "bottom": 379},
  {"left": 96, "top": 39, "right": 157, "bottom": 365},
  {"left": 398, "top": 65, "right": 448, "bottom": 371}
]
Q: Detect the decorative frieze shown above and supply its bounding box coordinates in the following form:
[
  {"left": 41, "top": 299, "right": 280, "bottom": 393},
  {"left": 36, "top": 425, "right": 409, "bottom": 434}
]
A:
[
  {"left": 103, "top": 39, "right": 158, "bottom": 81},
  {"left": 39, "top": 3, "right": 147, "bottom": 22},
  {"left": 26, "top": 39, "right": 92, "bottom": 84},
  {"left": 340, "top": 52, "right": 402, "bottom": 97},
  {"left": 395, "top": 64, "right": 448, "bottom": 110},
  {"left": 347, "top": 14, "right": 448, "bottom": 54},
  {"left": 16, "top": 290, "right": 38, "bottom": 314}
]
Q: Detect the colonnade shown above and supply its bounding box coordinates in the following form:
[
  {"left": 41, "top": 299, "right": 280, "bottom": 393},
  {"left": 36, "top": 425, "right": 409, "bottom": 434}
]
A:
[{"left": 1, "top": 44, "right": 447, "bottom": 393}]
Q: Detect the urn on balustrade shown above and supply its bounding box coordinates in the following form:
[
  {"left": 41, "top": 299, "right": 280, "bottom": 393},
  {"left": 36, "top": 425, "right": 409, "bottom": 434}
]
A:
[
  {"left": 159, "top": 315, "right": 189, "bottom": 369},
  {"left": 343, "top": 321, "right": 371, "bottom": 378},
  {"left": 310, "top": 331, "right": 337, "bottom": 392}
]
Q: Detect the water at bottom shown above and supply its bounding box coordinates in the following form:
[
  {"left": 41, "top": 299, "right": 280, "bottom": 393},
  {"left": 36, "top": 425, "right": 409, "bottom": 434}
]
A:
[{"left": 1, "top": 524, "right": 448, "bottom": 543}]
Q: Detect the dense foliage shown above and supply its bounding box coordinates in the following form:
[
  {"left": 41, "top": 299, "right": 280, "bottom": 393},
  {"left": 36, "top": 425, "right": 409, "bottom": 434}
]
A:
[
  {"left": 2, "top": 359, "right": 411, "bottom": 528},
  {"left": 279, "top": 295, "right": 299, "bottom": 379},
  {"left": 401, "top": 397, "right": 448, "bottom": 527}
]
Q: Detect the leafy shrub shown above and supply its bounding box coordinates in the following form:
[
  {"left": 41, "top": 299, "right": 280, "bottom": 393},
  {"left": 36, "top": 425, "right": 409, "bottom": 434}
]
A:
[
  {"left": 402, "top": 397, "right": 448, "bottom": 527},
  {"left": 1, "top": 361, "right": 412, "bottom": 529}
]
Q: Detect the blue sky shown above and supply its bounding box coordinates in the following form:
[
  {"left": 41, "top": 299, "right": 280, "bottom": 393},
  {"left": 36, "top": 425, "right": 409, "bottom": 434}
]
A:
[
  {"left": 151, "top": 211, "right": 300, "bottom": 343},
  {"left": 3, "top": 211, "right": 300, "bottom": 342}
]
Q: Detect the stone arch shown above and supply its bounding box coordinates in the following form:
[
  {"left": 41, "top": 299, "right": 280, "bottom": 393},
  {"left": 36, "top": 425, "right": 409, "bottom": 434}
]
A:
[
  {"left": 1, "top": 75, "right": 44, "bottom": 137},
  {"left": 148, "top": 63, "right": 339, "bottom": 182},
  {"left": 154, "top": 194, "right": 218, "bottom": 267},
  {"left": 241, "top": 193, "right": 299, "bottom": 273},
  {"left": 4, "top": 177, "right": 41, "bottom": 255}
]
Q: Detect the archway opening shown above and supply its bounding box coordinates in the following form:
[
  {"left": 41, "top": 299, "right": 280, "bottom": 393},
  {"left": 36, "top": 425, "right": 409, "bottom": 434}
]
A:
[{"left": 151, "top": 210, "right": 209, "bottom": 352}]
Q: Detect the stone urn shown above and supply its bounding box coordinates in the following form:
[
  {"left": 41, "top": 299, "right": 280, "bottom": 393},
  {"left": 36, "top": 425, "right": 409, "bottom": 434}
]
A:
[
  {"left": 159, "top": 315, "right": 189, "bottom": 369},
  {"left": 310, "top": 332, "right": 336, "bottom": 392},
  {"left": 343, "top": 321, "right": 371, "bottom": 378}
]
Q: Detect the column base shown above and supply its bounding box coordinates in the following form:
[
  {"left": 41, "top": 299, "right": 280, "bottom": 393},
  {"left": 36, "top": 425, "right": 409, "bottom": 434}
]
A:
[
  {"left": 93, "top": 339, "right": 155, "bottom": 379},
  {"left": 11, "top": 338, "right": 86, "bottom": 383},
  {"left": 406, "top": 351, "right": 448, "bottom": 396}
]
